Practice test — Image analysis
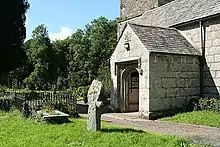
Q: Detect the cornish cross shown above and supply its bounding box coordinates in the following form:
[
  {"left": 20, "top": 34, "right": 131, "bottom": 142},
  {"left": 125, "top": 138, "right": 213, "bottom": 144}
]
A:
[{"left": 87, "top": 79, "right": 104, "bottom": 131}]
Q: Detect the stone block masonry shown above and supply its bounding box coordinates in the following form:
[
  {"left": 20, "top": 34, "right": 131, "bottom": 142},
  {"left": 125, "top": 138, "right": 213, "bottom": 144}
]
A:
[
  {"left": 111, "top": 0, "right": 220, "bottom": 119},
  {"left": 203, "top": 18, "right": 220, "bottom": 97},
  {"left": 120, "top": 0, "right": 175, "bottom": 20},
  {"left": 149, "top": 53, "right": 200, "bottom": 112},
  {"left": 118, "top": 0, "right": 175, "bottom": 39},
  {"left": 178, "top": 16, "right": 220, "bottom": 98},
  {"left": 120, "top": 0, "right": 155, "bottom": 19}
]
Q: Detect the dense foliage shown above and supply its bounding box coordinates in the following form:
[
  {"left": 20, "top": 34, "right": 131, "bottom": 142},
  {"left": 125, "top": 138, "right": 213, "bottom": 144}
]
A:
[
  {"left": 72, "top": 86, "right": 90, "bottom": 103},
  {"left": 197, "top": 98, "right": 220, "bottom": 112},
  {"left": 2, "top": 17, "right": 117, "bottom": 100},
  {"left": 0, "top": 0, "right": 29, "bottom": 75},
  {"left": 24, "top": 24, "right": 57, "bottom": 90}
]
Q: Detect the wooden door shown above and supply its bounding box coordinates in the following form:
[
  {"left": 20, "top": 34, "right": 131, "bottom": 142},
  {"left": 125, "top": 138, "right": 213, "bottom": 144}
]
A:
[{"left": 127, "top": 71, "right": 139, "bottom": 111}]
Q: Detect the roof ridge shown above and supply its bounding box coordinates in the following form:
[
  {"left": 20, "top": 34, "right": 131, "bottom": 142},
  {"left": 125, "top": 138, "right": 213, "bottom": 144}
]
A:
[
  {"left": 118, "top": 14, "right": 143, "bottom": 23},
  {"left": 135, "top": 0, "right": 220, "bottom": 28}
]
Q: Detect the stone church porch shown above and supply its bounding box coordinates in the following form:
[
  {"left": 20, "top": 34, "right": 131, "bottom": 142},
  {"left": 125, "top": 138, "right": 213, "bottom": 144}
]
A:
[{"left": 110, "top": 23, "right": 201, "bottom": 119}]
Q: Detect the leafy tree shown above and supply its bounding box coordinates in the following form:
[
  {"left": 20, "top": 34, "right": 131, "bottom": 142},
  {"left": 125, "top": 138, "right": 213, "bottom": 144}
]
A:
[
  {"left": 2, "top": 16, "right": 117, "bottom": 93},
  {"left": 52, "top": 39, "right": 70, "bottom": 90},
  {"left": 24, "top": 24, "right": 56, "bottom": 90},
  {"left": 85, "top": 17, "right": 117, "bottom": 99},
  {"left": 7, "top": 39, "right": 34, "bottom": 88},
  {"left": 68, "top": 17, "right": 117, "bottom": 89},
  {"left": 0, "top": 0, "right": 29, "bottom": 75},
  {"left": 68, "top": 29, "right": 91, "bottom": 88},
  {"left": 85, "top": 17, "right": 117, "bottom": 78}
]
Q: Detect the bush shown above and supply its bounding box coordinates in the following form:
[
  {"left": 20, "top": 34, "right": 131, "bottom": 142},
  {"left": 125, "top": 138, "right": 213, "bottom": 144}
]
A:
[
  {"left": 198, "top": 98, "right": 220, "bottom": 112},
  {"left": 0, "top": 85, "right": 8, "bottom": 93},
  {"left": 72, "top": 86, "right": 89, "bottom": 103},
  {"left": 97, "top": 64, "right": 111, "bottom": 104}
]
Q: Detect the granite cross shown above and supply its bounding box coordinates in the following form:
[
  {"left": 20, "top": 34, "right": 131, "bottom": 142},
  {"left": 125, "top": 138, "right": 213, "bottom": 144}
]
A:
[{"left": 87, "top": 79, "right": 104, "bottom": 131}]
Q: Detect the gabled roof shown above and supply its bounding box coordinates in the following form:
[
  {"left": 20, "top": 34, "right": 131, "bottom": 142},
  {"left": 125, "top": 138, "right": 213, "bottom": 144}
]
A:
[
  {"left": 135, "top": 0, "right": 220, "bottom": 27},
  {"left": 129, "top": 24, "right": 201, "bottom": 55}
]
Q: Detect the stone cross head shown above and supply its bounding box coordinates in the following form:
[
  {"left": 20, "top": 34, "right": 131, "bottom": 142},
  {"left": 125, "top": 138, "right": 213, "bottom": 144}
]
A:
[{"left": 87, "top": 80, "right": 103, "bottom": 107}]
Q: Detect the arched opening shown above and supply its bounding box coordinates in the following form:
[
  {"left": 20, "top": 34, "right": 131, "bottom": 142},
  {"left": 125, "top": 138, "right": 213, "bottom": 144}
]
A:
[{"left": 122, "top": 68, "right": 139, "bottom": 112}]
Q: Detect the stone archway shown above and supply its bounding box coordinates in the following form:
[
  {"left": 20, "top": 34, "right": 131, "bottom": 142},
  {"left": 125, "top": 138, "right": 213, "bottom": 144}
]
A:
[{"left": 122, "top": 67, "right": 139, "bottom": 112}]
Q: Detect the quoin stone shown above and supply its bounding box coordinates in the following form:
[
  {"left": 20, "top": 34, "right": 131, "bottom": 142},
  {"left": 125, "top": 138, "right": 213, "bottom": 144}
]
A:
[{"left": 87, "top": 79, "right": 103, "bottom": 131}]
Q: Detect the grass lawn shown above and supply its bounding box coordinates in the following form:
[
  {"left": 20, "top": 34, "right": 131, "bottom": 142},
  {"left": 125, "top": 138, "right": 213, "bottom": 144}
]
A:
[
  {"left": 161, "top": 110, "right": 220, "bottom": 128},
  {"left": 0, "top": 110, "right": 197, "bottom": 147}
]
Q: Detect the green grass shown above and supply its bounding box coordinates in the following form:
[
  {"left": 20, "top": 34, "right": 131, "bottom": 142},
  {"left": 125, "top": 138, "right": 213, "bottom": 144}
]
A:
[
  {"left": 161, "top": 110, "right": 220, "bottom": 128},
  {"left": 0, "top": 110, "right": 196, "bottom": 147}
]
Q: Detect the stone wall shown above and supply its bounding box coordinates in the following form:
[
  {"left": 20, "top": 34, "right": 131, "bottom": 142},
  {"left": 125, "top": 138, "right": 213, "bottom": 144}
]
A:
[
  {"left": 149, "top": 53, "right": 200, "bottom": 112},
  {"left": 178, "top": 16, "right": 220, "bottom": 98},
  {"left": 178, "top": 22, "right": 201, "bottom": 55},
  {"left": 110, "top": 24, "right": 150, "bottom": 115},
  {"left": 118, "top": 0, "right": 175, "bottom": 39},
  {"left": 120, "top": 0, "right": 156, "bottom": 20},
  {"left": 203, "top": 17, "right": 220, "bottom": 97},
  {"left": 120, "top": 0, "right": 175, "bottom": 20}
]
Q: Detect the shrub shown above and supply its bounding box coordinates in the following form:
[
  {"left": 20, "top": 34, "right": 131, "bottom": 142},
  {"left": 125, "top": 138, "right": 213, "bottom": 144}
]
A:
[
  {"left": 0, "top": 85, "right": 8, "bottom": 93},
  {"left": 97, "top": 64, "right": 111, "bottom": 104},
  {"left": 198, "top": 98, "right": 220, "bottom": 112},
  {"left": 72, "top": 86, "right": 89, "bottom": 103}
]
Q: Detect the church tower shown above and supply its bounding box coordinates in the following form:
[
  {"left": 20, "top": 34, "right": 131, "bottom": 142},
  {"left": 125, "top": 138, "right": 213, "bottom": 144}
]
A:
[{"left": 120, "top": 0, "right": 174, "bottom": 19}]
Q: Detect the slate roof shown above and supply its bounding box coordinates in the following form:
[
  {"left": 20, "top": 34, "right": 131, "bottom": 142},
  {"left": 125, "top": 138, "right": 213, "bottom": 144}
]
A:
[
  {"left": 129, "top": 24, "right": 201, "bottom": 55},
  {"left": 135, "top": 0, "right": 220, "bottom": 27}
]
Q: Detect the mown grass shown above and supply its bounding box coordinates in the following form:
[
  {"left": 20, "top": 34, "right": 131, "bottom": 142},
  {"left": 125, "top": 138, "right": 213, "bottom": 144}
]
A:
[
  {"left": 161, "top": 110, "right": 220, "bottom": 128},
  {"left": 0, "top": 110, "right": 197, "bottom": 147}
]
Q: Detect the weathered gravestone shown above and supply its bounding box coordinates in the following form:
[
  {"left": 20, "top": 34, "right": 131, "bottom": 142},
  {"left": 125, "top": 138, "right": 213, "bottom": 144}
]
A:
[{"left": 87, "top": 79, "right": 104, "bottom": 131}]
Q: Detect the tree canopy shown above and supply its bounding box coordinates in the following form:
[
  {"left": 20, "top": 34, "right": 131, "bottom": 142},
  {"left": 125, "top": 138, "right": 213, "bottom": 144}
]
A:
[
  {"left": 0, "top": 0, "right": 29, "bottom": 74},
  {"left": 4, "top": 17, "right": 117, "bottom": 93}
]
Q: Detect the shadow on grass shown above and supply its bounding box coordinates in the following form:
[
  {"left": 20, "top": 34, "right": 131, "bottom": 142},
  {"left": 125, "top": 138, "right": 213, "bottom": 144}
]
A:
[
  {"left": 45, "top": 117, "right": 72, "bottom": 124},
  {"left": 101, "top": 128, "right": 145, "bottom": 133}
]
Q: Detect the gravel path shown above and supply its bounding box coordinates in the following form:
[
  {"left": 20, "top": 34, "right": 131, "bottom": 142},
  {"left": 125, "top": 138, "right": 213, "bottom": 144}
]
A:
[{"left": 100, "top": 113, "right": 220, "bottom": 147}]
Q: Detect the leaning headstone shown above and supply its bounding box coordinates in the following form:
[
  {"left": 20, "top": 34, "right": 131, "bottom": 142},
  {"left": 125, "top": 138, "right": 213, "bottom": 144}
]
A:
[{"left": 87, "top": 79, "right": 104, "bottom": 131}]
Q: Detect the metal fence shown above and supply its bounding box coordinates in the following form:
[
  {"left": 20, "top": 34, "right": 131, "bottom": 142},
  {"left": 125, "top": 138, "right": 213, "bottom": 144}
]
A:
[
  {"left": 0, "top": 92, "right": 15, "bottom": 111},
  {"left": 0, "top": 91, "right": 78, "bottom": 117}
]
